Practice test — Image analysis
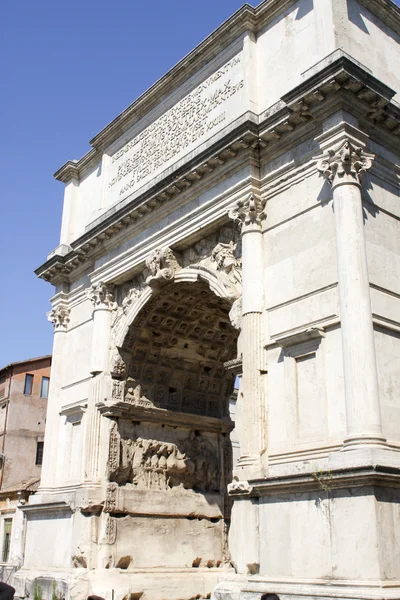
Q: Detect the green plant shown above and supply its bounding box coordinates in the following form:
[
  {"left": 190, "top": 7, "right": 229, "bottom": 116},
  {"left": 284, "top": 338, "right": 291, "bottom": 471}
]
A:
[
  {"left": 33, "top": 583, "right": 43, "bottom": 600},
  {"left": 312, "top": 467, "right": 333, "bottom": 492},
  {"left": 52, "top": 582, "right": 58, "bottom": 600}
]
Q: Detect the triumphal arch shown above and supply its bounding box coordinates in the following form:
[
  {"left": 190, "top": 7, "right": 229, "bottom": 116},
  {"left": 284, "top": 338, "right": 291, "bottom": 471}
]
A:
[{"left": 17, "top": 1, "right": 400, "bottom": 600}]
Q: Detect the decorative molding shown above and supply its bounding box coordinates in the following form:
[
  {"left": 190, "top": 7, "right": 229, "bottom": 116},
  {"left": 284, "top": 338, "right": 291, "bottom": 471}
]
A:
[
  {"left": 316, "top": 139, "right": 374, "bottom": 189},
  {"left": 35, "top": 58, "right": 400, "bottom": 284},
  {"left": 37, "top": 54, "right": 400, "bottom": 286},
  {"left": 88, "top": 281, "right": 116, "bottom": 309},
  {"left": 103, "top": 482, "right": 118, "bottom": 513},
  {"left": 228, "top": 193, "right": 266, "bottom": 228},
  {"left": 47, "top": 306, "right": 70, "bottom": 331},
  {"left": 273, "top": 327, "right": 325, "bottom": 349},
  {"left": 223, "top": 356, "right": 243, "bottom": 373}
]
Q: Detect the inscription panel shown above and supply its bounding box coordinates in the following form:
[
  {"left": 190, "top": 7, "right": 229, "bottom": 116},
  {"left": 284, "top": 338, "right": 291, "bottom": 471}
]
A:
[{"left": 106, "top": 54, "right": 244, "bottom": 205}]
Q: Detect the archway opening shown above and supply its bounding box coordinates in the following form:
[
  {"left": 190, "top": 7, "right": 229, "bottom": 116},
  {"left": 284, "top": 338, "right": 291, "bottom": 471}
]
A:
[
  {"left": 105, "top": 280, "right": 239, "bottom": 570},
  {"left": 120, "top": 280, "right": 238, "bottom": 420}
]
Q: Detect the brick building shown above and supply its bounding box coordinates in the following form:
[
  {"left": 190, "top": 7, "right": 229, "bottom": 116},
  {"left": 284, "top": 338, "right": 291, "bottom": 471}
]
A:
[{"left": 0, "top": 356, "right": 51, "bottom": 574}]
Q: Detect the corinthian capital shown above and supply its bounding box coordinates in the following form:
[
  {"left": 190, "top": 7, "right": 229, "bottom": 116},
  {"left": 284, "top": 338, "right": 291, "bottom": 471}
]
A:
[
  {"left": 88, "top": 282, "right": 116, "bottom": 309},
  {"left": 47, "top": 306, "right": 70, "bottom": 331},
  {"left": 316, "top": 139, "right": 374, "bottom": 189},
  {"left": 228, "top": 194, "right": 266, "bottom": 229}
]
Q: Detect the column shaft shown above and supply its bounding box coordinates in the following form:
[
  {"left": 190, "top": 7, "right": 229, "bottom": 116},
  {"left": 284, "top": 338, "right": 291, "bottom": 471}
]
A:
[
  {"left": 333, "top": 183, "right": 384, "bottom": 446},
  {"left": 40, "top": 306, "right": 70, "bottom": 489},
  {"left": 317, "top": 138, "right": 385, "bottom": 448},
  {"left": 229, "top": 194, "right": 265, "bottom": 472}
]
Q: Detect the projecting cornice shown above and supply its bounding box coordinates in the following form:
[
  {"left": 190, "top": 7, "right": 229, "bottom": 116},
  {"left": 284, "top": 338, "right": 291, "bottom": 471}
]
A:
[{"left": 37, "top": 53, "right": 400, "bottom": 286}]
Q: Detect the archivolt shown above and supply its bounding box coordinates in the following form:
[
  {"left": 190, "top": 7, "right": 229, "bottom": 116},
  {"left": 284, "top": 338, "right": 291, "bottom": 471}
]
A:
[{"left": 113, "top": 263, "right": 240, "bottom": 351}]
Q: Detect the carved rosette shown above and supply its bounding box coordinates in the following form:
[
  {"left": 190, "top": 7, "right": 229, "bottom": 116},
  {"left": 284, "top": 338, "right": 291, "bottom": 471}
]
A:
[
  {"left": 228, "top": 193, "right": 266, "bottom": 230},
  {"left": 47, "top": 306, "right": 70, "bottom": 331},
  {"left": 316, "top": 139, "right": 374, "bottom": 189},
  {"left": 88, "top": 281, "right": 116, "bottom": 309},
  {"left": 145, "top": 247, "right": 181, "bottom": 286}
]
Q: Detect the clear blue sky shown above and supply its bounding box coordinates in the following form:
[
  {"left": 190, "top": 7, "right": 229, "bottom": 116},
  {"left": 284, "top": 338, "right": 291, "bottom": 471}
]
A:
[{"left": 1, "top": 0, "right": 399, "bottom": 367}]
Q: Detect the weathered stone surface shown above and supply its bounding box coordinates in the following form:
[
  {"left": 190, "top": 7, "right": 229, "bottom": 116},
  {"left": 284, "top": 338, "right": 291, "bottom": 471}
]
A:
[{"left": 25, "top": 1, "right": 400, "bottom": 600}]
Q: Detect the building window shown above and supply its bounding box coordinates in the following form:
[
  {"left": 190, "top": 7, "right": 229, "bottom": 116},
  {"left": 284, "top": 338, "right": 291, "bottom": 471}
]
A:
[
  {"left": 2, "top": 519, "right": 12, "bottom": 562},
  {"left": 40, "top": 377, "right": 49, "bottom": 399},
  {"left": 35, "top": 441, "right": 44, "bottom": 466},
  {"left": 24, "top": 374, "right": 33, "bottom": 395},
  {"left": 0, "top": 374, "right": 6, "bottom": 399}
]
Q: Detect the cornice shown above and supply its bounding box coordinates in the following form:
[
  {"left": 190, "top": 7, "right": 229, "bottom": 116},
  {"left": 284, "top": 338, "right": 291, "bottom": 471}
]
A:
[
  {"left": 229, "top": 464, "right": 400, "bottom": 497},
  {"left": 97, "top": 400, "right": 234, "bottom": 434},
  {"left": 52, "top": 1, "right": 400, "bottom": 183},
  {"left": 53, "top": 159, "right": 82, "bottom": 184},
  {"left": 359, "top": 0, "right": 400, "bottom": 33},
  {"left": 53, "top": 0, "right": 311, "bottom": 181},
  {"left": 38, "top": 54, "right": 400, "bottom": 286}
]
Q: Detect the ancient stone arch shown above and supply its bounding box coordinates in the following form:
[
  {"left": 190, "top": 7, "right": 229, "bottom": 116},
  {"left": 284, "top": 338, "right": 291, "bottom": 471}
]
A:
[
  {"left": 111, "top": 224, "right": 242, "bottom": 371},
  {"left": 90, "top": 226, "right": 243, "bottom": 572}
]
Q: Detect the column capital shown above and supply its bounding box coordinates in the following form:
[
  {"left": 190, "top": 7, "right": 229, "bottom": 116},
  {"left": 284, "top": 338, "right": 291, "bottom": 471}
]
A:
[
  {"left": 88, "top": 281, "right": 116, "bottom": 310},
  {"left": 47, "top": 305, "right": 70, "bottom": 331},
  {"left": 228, "top": 193, "right": 266, "bottom": 230},
  {"left": 316, "top": 139, "right": 374, "bottom": 190}
]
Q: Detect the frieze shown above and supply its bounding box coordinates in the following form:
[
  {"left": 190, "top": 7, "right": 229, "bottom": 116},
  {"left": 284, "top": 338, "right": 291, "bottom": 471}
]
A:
[{"left": 107, "top": 424, "right": 219, "bottom": 493}]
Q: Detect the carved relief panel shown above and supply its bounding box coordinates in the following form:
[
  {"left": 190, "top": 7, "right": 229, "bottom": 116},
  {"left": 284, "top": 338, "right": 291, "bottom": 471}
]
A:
[{"left": 107, "top": 419, "right": 222, "bottom": 494}]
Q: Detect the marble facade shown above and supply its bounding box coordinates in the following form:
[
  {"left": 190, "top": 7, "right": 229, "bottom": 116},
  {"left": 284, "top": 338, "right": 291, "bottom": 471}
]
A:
[{"left": 17, "top": 1, "right": 400, "bottom": 599}]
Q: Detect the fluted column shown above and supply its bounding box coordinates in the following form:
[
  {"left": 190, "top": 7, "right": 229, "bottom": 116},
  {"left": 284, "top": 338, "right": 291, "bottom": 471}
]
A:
[
  {"left": 317, "top": 139, "right": 386, "bottom": 449},
  {"left": 40, "top": 305, "right": 70, "bottom": 489},
  {"left": 229, "top": 194, "right": 265, "bottom": 473},
  {"left": 85, "top": 282, "right": 115, "bottom": 482},
  {"left": 89, "top": 282, "right": 115, "bottom": 375}
]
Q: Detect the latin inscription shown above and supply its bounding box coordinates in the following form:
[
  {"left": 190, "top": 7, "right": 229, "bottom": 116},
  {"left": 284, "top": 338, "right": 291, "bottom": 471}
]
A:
[{"left": 107, "top": 55, "right": 244, "bottom": 203}]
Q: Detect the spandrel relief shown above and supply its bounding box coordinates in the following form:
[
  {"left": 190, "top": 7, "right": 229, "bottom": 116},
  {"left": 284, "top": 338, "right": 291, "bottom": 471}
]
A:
[
  {"left": 182, "top": 225, "right": 242, "bottom": 297},
  {"left": 107, "top": 421, "right": 220, "bottom": 493}
]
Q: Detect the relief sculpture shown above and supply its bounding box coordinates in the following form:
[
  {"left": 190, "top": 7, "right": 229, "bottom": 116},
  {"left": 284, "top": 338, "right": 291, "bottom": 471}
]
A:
[
  {"left": 107, "top": 425, "right": 219, "bottom": 493},
  {"left": 145, "top": 247, "right": 181, "bottom": 286}
]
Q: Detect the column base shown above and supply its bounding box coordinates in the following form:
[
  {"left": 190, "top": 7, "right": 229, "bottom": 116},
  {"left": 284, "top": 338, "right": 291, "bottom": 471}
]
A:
[{"left": 342, "top": 433, "right": 387, "bottom": 451}]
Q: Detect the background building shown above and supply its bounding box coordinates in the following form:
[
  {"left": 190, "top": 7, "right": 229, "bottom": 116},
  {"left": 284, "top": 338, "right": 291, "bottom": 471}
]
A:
[{"left": 0, "top": 356, "right": 51, "bottom": 577}]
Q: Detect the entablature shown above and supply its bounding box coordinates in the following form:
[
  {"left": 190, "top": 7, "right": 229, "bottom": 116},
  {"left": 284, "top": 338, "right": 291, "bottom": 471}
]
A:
[
  {"left": 37, "top": 53, "right": 400, "bottom": 287},
  {"left": 97, "top": 399, "right": 234, "bottom": 435}
]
